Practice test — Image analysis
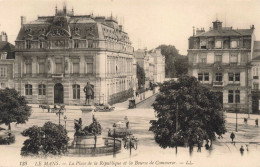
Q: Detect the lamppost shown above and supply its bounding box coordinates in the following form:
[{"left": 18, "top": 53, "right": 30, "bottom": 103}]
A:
[
  {"left": 56, "top": 108, "right": 63, "bottom": 125},
  {"left": 64, "top": 115, "right": 67, "bottom": 130},
  {"left": 236, "top": 88, "right": 238, "bottom": 132},
  {"left": 123, "top": 132, "right": 138, "bottom": 157},
  {"left": 113, "top": 123, "right": 117, "bottom": 158}
]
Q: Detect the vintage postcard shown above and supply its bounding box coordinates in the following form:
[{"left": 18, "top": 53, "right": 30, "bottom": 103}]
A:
[{"left": 0, "top": 0, "right": 260, "bottom": 166}]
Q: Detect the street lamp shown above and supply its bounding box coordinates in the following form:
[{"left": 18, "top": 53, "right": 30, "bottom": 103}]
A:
[
  {"left": 235, "top": 88, "right": 238, "bottom": 132},
  {"left": 64, "top": 115, "right": 67, "bottom": 130},
  {"left": 113, "top": 123, "right": 117, "bottom": 158},
  {"left": 123, "top": 132, "right": 138, "bottom": 157},
  {"left": 56, "top": 108, "right": 63, "bottom": 125}
]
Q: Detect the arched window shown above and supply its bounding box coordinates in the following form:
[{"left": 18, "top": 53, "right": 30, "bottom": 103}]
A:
[
  {"left": 73, "top": 84, "right": 80, "bottom": 99},
  {"left": 25, "top": 84, "right": 32, "bottom": 95},
  {"left": 38, "top": 84, "right": 46, "bottom": 95}
]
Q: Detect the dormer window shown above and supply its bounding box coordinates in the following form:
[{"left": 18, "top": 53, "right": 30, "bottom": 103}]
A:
[
  {"left": 26, "top": 40, "right": 31, "bottom": 49},
  {"left": 39, "top": 41, "right": 44, "bottom": 49},
  {"left": 74, "top": 39, "right": 79, "bottom": 48}
]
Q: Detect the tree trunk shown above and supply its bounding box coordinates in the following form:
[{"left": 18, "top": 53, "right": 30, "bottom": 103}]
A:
[{"left": 8, "top": 123, "right": 11, "bottom": 131}]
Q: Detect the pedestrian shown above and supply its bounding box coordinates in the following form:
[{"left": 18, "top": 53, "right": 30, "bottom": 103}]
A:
[
  {"left": 244, "top": 118, "right": 247, "bottom": 124},
  {"left": 255, "top": 118, "right": 258, "bottom": 127},
  {"left": 124, "top": 116, "right": 129, "bottom": 129},
  {"left": 240, "top": 146, "right": 244, "bottom": 156},
  {"left": 205, "top": 143, "right": 210, "bottom": 150},
  {"left": 230, "top": 132, "right": 235, "bottom": 143},
  {"left": 246, "top": 144, "right": 249, "bottom": 151},
  {"left": 197, "top": 141, "right": 202, "bottom": 152}
]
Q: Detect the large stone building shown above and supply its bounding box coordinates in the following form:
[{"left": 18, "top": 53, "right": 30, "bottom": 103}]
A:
[
  {"left": 150, "top": 49, "right": 165, "bottom": 83},
  {"left": 14, "top": 6, "right": 135, "bottom": 105},
  {"left": 0, "top": 32, "right": 15, "bottom": 89},
  {"left": 188, "top": 20, "right": 255, "bottom": 113}
]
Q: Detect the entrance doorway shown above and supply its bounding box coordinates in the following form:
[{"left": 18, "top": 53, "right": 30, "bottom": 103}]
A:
[{"left": 54, "top": 83, "right": 64, "bottom": 104}]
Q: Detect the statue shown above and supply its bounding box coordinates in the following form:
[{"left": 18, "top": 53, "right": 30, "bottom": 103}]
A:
[{"left": 83, "top": 82, "right": 94, "bottom": 105}]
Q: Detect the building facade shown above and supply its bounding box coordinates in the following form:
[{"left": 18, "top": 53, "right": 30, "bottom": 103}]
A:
[
  {"left": 0, "top": 32, "right": 15, "bottom": 89},
  {"left": 150, "top": 49, "right": 165, "bottom": 83},
  {"left": 14, "top": 6, "right": 135, "bottom": 105},
  {"left": 188, "top": 20, "right": 255, "bottom": 113}
]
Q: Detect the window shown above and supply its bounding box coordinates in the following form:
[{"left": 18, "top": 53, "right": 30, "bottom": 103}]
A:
[
  {"left": 25, "top": 59, "right": 32, "bottom": 74},
  {"left": 0, "top": 53, "right": 7, "bottom": 60},
  {"left": 228, "top": 73, "right": 234, "bottom": 81},
  {"left": 215, "top": 73, "right": 222, "bottom": 82},
  {"left": 73, "top": 84, "right": 80, "bottom": 99},
  {"left": 55, "top": 58, "right": 62, "bottom": 73},
  {"left": 253, "top": 83, "right": 259, "bottom": 90},
  {"left": 39, "top": 41, "right": 44, "bottom": 48},
  {"left": 215, "top": 54, "right": 222, "bottom": 63},
  {"left": 235, "top": 90, "right": 240, "bottom": 103},
  {"left": 200, "top": 40, "right": 207, "bottom": 49},
  {"left": 86, "top": 58, "right": 93, "bottom": 74},
  {"left": 26, "top": 40, "right": 31, "bottom": 49},
  {"left": 199, "top": 54, "right": 207, "bottom": 64},
  {"left": 74, "top": 39, "right": 79, "bottom": 48},
  {"left": 198, "top": 72, "right": 209, "bottom": 82},
  {"left": 228, "top": 73, "right": 240, "bottom": 82},
  {"left": 0, "top": 67, "right": 7, "bottom": 77},
  {"left": 231, "top": 41, "right": 238, "bottom": 48},
  {"left": 253, "top": 67, "right": 259, "bottom": 79},
  {"left": 38, "top": 84, "right": 46, "bottom": 95},
  {"left": 235, "top": 73, "right": 240, "bottom": 81},
  {"left": 0, "top": 83, "right": 6, "bottom": 89},
  {"left": 72, "top": 58, "right": 80, "bottom": 74},
  {"left": 228, "top": 90, "right": 234, "bottom": 103},
  {"left": 215, "top": 40, "right": 222, "bottom": 48},
  {"left": 230, "top": 54, "right": 238, "bottom": 63},
  {"left": 25, "top": 84, "right": 32, "bottom": 95},
  {"left": 38, "top": 59, "right": 45, "bottom": 74}
]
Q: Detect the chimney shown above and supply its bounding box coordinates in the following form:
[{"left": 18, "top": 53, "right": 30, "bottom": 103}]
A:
[
  {"left": 0, "top": 32, "right": 8, "bottom": 42},
  {"left": 251, "top": 25, "right": 255, "bottom": 29},
  {"left": 196, "top": 28, "right": 205, "bottom": 35},
  {"left": 119, "top": 25, "right": 123, "bottom": 31},
  {"left": 21, "top": 16, "right": 26, "bottom": 26},
  {"left": 55, "top": 6, "right": 57, "bottom": 14},
  {"left": 193, "top": 26, "right": 195, "bottom": 36}
]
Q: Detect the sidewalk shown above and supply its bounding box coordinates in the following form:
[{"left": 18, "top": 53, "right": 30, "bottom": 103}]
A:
[{"left": 113, "top": 87, "right": 159, "bottom": 110}]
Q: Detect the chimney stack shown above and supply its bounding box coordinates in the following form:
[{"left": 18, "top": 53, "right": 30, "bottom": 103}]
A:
[{"left": 21, "top": 16, "right": 26, "bottom": 26}]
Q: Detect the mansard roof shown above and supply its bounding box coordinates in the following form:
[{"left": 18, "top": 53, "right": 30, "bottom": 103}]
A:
[
  {"left": 16, "top": 13, "right": 131, "bottom": 44},
  {"left": 195, "top": 28, "right": 254, "bottom": 37}
]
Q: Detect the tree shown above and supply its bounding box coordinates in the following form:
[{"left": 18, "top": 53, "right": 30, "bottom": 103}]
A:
[
  {"left": 137, "top": 63, "right": 145, "bottom": 90},
  {"left": 21, "top": 121, "right": 69, "bottom": 156},
  {"left": 0, "top": 88, "right": 31, "bottom": 130},
  {"left": 156, "top": 45, "right": 189, "bottom": 78},
  {"left": 174, "top": 55, "right": 188, "bottom": 77},
  {"left": 150, "top": 76, "right": 226, "bottom": 154}
]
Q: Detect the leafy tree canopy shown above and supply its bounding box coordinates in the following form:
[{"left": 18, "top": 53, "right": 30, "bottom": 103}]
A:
[
  {"left": 156, "top": 45, "right": 188, "bottom": 78},
  {"left": 137, "top": 63, "right": 145, "bottom": 89},
  {"left": 0, "top": 88, "right": 31, "bottom": 130},
  {"left": 21, "top": 121, "right": 69, "bottom": 156},
  {"left": 150, "top": 76, "right": 226, "bottom": 150}
]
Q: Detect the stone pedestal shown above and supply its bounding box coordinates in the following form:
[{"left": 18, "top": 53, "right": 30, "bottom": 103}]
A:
[{"left": 80, "top": 105, "right": 95, "bottom": 127}]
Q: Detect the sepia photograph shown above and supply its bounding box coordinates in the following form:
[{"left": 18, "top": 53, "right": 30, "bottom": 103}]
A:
[{"left": 0, "top": 0, "right": 260, "bottom": 166}]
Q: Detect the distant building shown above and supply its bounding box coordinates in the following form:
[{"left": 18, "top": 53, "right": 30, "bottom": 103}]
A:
[
  {"left": 188, "top": 20, "right": 255, "bottom": 113},
  {"left": 14, "top": 6, "right": 135, "bottom": 105},
  {"left": 150, "top": 49, "right": 165, "bottom": 83},
  {"left": 134, "top": 48, "right": 165, "bottom": 89},
  {"left": 251, "top": 41, "right": 260, "bottom": 113},
  {"left": 0, "top": 31, "right": 15, "bottom": 89}
]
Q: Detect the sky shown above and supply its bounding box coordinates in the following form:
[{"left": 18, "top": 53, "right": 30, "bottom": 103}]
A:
[{"left": 0, "top": 0, "right": 259, "bottom": 55}]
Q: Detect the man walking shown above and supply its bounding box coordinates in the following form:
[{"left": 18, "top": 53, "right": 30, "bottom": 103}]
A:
[
  {"left": 255, "top": 118, "right": 258, "bottom": 127},
  {"left": 230, "top": 132, "right": 235, "bottom": 143},
  {"left": 240, "top": 146, "right": 244, "bottom": 156}
]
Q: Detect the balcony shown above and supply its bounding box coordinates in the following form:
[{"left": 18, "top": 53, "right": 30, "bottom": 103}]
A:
[
  {"left": 213, "top": 81, "right": 223, "bottom": 87},
  {"left": 52, "top": 73, "right": 64, "bottom": 78}
]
